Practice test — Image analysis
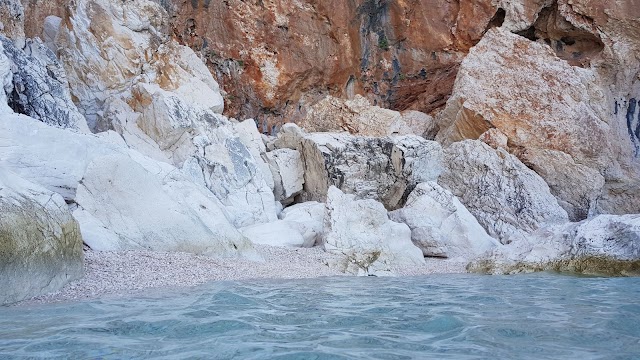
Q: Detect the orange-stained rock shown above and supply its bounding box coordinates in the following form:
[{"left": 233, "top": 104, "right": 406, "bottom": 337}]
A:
[
  {"left": 297, "top": 95, "right": 435, "bottom": 137},
  {"left": 436, "top": 0, "right": 640, "bottom": 220},
  {"left": 156, "top": 0, "right": 507, "bottom": 130}
]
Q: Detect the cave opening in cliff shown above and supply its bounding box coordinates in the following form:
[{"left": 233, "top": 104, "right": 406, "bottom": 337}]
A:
[
  {"left": 488, "top": 8, "right": 506, "bottom": 30},
  {"left": 513, "top": 2, "right": 604, "bottom": 67}
]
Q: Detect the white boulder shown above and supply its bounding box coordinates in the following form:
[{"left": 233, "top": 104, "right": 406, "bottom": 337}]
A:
[
  {"left": 279, "top": 201, "right": 325, "bottom": 247},
  {"left": 267, "top": 148, "right": 304, "bottom": 204},
  {"left": 389, "top": 182, "right": 500, "bottom": 259},
  {"left": 323, "top": 187, "right": 425, "bottom": 275},
  {"left": 75, "top": 152, "right": 259, "bottom": 259}
]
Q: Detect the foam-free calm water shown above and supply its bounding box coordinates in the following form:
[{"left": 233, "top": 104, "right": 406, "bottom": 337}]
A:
[{"left": 1, "top": 274, "right": 639, "bottom": 359}]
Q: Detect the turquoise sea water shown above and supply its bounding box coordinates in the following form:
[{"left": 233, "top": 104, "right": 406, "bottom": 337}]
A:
[{"left": 1, "top": 274, "right": 639, "bottom": 359}]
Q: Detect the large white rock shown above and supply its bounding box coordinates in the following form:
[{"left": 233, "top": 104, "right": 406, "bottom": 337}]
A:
[
  {"left": 75, "top": 152, "right": 258, "bottom": 258},
  {"left": 0, "top": 169, "right": 83, "bottom": 305},
  {"left": 266, "top": 148, "right": 304, "bottom": 204},
  {"left": 52, "top": 0, "right": 277, "bottom": 227},
  {"left": 240, "top": 220, "right": 308, "bottom": 248},
  {"left": 435, "top": 27, "right": 639, "bottom": 219},
  {"left": 389, "top": 182, "right": 500, "bottom": 260},
  {"left": 439, "top": 140, "right": 569, "bottom": 244},
  {"left": 323, "top": 186, "right": 425, "bottom": 275},
  {"left": 279, "top": 201, "right": 325, "bottom": 247},
  {"left": 0, "top": 113, "right": 259, "bottom": 259},
  {"left": 469, "top": 214, "right": 640, "bottom": 276},
  {"left": 0, "top": 114, "right": 121, "bottom": 200}
]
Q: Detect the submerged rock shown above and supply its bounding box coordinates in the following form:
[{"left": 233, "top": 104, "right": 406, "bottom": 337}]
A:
[
  {"left": 323, "top": 186, "right": 425, "bottom": 276},
  {"left": 0, "top": 170, "right": 83, "bottom": 305}
]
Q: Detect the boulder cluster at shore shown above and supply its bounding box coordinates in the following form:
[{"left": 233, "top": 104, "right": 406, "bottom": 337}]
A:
[{"left": 1, "top": 0, "right": 639, "bottom": 305}]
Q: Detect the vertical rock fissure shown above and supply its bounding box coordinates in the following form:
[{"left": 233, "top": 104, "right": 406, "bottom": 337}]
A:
[{"left": 626, "top": 98, "right": 639, "bottom": 156}]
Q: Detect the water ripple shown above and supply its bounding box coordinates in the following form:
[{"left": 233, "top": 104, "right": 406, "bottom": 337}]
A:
[{"left": 1, "top": 274, "right": 640, "bottom": 359}]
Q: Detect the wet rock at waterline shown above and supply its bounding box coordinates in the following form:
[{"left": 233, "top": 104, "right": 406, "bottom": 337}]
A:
[
  {"left": 469, "top": 214, "right": 640, "bottom": 276},
  {"left": 0, "top": 170, "right": 83, "bottom": 305}
]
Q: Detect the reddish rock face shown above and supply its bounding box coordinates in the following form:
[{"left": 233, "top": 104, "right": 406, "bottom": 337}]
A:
[
  {"left": 159, "top": 0, "right": 501, "bottom": 131},
  {"left": 22, "top": 0, "right": 68, "bottom": 39}
]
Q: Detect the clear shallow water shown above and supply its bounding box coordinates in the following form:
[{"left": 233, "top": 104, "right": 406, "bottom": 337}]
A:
[{"left": 1, "top": 274, "right": 639, "bottom": 359}]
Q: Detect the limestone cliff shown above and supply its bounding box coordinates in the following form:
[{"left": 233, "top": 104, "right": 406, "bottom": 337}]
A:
[{"left": 0, "top": 0, "right": 639, "bottom": 284}]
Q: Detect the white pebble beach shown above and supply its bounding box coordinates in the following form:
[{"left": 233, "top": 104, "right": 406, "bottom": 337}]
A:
[{"left": 17, "top": 246, "right": 467, "bottom": 306}]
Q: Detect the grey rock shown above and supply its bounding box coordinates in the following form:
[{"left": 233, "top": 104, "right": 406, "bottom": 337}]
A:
[
  {"left": 0, "top": 36, "right": 88, "bottom": 132},
  {"left": 274, "top": 124, "right": 443, "bottom": 210},
  {"left": 439, "top": 140, "right": 569, "bottom": 244}
]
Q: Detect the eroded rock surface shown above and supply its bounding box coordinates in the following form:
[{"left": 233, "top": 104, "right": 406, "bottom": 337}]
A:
[
  {"left": 0, "top": 170, "right": 83, "bottom": 305},
  {"left": 273, "top": 124, "right": 443, "bottom": 210},
  {"left": 50, "top": 0, "right": 277, "bottom": 227},
  {"left": 439, "top": 140, "right": 568, "bottom": 244},
  {"left": 469, "top": 214, "right": 640, "bottom": 276},
  {"left": 76, "top": 152, "right": 257, "bottom": 258},
  {"left": 0, "top": 36, "right": 88, "bottom": 132}
]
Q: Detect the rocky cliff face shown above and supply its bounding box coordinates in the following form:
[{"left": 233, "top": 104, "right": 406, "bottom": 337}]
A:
[
  {"left": 121, "top": 0, "right": 508, "bottom": 131},
  {"left": 1, "top": 0, "right": 639, "bottom": 295}
]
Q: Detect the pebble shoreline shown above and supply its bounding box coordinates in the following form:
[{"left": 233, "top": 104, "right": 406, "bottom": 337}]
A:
[{"left": 18, "top": 245, "right": 467, "bottom": 305}]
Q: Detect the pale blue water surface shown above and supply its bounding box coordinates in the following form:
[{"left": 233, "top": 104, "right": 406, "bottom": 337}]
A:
[{"left": 1, "top": 274, "right": 639, "bottom": 359}]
